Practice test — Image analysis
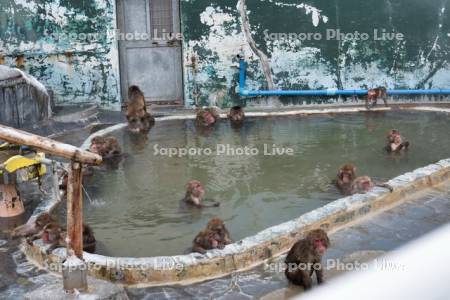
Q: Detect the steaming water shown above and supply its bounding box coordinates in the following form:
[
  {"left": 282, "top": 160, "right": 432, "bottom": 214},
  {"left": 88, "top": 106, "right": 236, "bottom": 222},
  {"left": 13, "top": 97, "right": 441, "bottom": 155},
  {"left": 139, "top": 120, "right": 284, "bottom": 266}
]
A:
[{"left": 83, "top": 111, "right": 450, "bottom": 257}]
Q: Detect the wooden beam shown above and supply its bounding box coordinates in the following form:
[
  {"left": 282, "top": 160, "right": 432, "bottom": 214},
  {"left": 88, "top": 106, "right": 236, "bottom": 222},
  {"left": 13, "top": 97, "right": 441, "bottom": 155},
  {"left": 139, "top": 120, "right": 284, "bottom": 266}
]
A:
[
  {"left": 66, "top": 161, "right": 83, "bottom": 258},
  {"left": 0, "top": 124, "right": 102, "bottom": 165}
]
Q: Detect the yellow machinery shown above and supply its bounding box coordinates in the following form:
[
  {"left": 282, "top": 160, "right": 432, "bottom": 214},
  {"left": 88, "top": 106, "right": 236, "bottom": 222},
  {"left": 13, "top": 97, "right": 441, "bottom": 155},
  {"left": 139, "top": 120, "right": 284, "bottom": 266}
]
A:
[{"left": 0, "top": 143, "right": 47, "bottom": 220}]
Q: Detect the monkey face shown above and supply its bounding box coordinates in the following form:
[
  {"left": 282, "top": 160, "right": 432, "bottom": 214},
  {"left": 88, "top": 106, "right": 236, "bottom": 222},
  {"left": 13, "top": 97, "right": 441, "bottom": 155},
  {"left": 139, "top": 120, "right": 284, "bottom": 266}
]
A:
[
  {"left": 203, "top": 111, "right": 216, "bottom": 126},
  {"left": 186, "top": 180, "right": 205, "bottom": 198},
  {"left": 89, "top": 142, "right": 102, "bottom": 154},
  {"left": 338, "top": 165, "right": 355, "bottom": 183},
  {"left": 339, "top": 170, "right": 352, "bottom": 183},
  {"left": 361, "top": 178, "right": 372, "bottom": 191},
  {"left": 307, "top": 229, "right": 330, "bottom": 255}
]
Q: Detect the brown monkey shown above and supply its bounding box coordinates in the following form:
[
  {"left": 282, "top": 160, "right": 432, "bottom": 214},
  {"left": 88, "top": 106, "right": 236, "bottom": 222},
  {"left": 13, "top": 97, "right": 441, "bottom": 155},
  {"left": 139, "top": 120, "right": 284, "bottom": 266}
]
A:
[
  {"left": 11, "top": 212, "right": 55, "bottom": 238},
  {"left": 27, "top": 222, "right": 65, "bottom": 254},
  {"left": 192, "top": 218, "right": 232, "bottom": 254},
  {"left": 335, "top": 164, "right": 356, "bottom": 195},
  {"left": 183, "top": 180, "right": 220, "bottom": 208},
  {"left": 228, "top": 106, "right": 245, "bottom": 124},
  {"left": 89, "top": 136, "right": 122, "bottom": 159},
  {"left": 285, "top": 229, "right": 330, "bottom": 290},
  {"left": 350, "top": 176, "right": 393, "bottom": 195},
  {"left": 27, "top": 223, "right": 96, "bottom": 254},
  {"left": 82, "top": 224, "right": 96, "bottom": 253},
  {"left": 192, "top": 229, "right": 221, "bottom": 254},
  {"left": 386, "top": 129, "right": 409, "bottom": 152},
  {"left": 126, "top": 85, "right": 155, "bottom": 133},
  {"left": 195, "top": 107, "right": 220, "bottom": 127},
  {"left": 206, "top": 218, "right": 232, "bottom": 247},
  {"left": 365, "top": 87, "right": 388, "bottom": 109}
]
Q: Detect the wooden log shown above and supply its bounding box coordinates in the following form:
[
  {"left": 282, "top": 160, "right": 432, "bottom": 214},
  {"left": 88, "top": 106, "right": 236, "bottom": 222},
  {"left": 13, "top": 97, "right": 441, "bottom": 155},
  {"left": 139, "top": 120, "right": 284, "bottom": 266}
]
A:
[
  {"left": 66, "top": 162, "right": 83, "bottom": 259},
  {"left": 0, "top": 124, "right": 102, "bottom": 165}
]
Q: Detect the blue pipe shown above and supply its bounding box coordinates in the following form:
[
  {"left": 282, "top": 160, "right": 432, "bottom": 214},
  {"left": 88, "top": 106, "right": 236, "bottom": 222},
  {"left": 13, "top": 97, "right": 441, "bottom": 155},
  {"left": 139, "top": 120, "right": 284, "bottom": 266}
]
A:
[{"left": 238, "top": 59, "right": 450, "bottom": 97}]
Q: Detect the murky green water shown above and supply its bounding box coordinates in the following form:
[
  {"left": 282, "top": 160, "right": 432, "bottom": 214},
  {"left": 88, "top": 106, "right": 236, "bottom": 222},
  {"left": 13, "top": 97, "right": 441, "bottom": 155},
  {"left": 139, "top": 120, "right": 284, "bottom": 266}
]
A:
[{"left": 83, "top": 111, "right": 450, "bottom": 257}]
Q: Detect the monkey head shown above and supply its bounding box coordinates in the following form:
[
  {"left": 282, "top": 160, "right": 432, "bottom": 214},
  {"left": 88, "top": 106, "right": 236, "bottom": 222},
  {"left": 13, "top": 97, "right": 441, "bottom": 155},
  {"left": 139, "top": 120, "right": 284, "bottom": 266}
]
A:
[
  {"left": 126, "top": 111, "right": 148, "bottom": 133},
  {"left": 35, "top": 213, "right": 55, "bottom": 228},
  {"left": 228, "top": 106, "right": 245, "bottom": 123},
  {"left": 367, "top": 89, "right": 377, "bottom": 98},
  {"left": 89, "top": 136, "right": 106, "bottom": 155},
  {"left": 41, "top": 223, "right": 63, "bottom": 244},
  {"left": 357, "top": 176, "right": 373, "bottom": 192},
  {"left": 306, "top": 229, "right": 330, "bottom": 256},
  {"left": 186, "top": 180, "right": 205, "bottom": 198},
  {"left": 207, "top": 231, "right": 221, "bottom": 248},
  {"left": 203, "top": 111, "right": 216, "bottom": 126},
  {"left": 196, "top": 108, "right": 220, "bottom": 127},
  {"left": 207, "top": 218, "right": 226, "bottom": 234},
  {"left": 338, "top": 164, "right": 356, "bottom": 184}
]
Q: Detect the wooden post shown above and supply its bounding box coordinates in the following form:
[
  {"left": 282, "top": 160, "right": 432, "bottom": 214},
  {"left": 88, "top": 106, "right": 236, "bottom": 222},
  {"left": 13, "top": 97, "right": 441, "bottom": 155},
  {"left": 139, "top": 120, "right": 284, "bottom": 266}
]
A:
[{"left": 66, "top": 161, "right": 83, "bottom": 258}]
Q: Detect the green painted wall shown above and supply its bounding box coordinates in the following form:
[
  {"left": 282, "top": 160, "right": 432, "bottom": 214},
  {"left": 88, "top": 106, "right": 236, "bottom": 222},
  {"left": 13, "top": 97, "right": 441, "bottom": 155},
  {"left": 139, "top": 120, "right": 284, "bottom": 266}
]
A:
[
  {"left": 0, "top": 0, "right": 120, "bottom": 107},
  {"left": 1, "top": 1, "right": 449, "bottom": 108},
  {"left": 181, "top": 0, "right": 450, "bottom": 106}
]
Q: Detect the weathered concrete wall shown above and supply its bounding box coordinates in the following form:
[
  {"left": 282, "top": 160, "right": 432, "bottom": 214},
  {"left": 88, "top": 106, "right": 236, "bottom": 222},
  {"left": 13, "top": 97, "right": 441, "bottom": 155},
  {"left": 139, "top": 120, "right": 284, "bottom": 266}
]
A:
[
  {"left": 181, "top": 0, "right": 450, "bottom": 107},
  {"left": 0, "top": 0, "right": 120, "bottom": 107},
  {"left": 0, "top": 65, "right": 51, "bottom": 127},
  {"left": 1, "top": 1, "right": 449, "bottom": 108}
]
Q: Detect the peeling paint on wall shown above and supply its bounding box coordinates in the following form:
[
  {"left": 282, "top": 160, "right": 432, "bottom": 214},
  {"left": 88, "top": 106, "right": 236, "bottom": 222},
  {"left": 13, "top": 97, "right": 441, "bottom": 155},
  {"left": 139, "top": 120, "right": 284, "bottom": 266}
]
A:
[
  {"left": 0, "top": 0, "right": 120, "bottom": 107},
  {"left": 181, "top": 0, "right": 450, "bottom": 107},
  {"left": 1, "top": 0, "right": 449, "bottom": 108}
]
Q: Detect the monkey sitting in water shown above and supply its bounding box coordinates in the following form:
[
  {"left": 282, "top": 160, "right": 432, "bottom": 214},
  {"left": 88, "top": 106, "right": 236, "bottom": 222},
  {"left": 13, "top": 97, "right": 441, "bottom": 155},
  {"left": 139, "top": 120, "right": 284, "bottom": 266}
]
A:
[
  {"left": 335, "top": 164, "right": 393, "bottom": 195},
  {"left": 126, "top": 85, "right": 155, "bottom": 133},
  {"left": 192, "top": 218, "right": 233, "bottom": 254},
  {"left": 195, "top": 107, "right": 220, "bottom": 127},
  {"left": 228, "top": 106, "right": 245, "bottom": 125},
  {"left": 183, "top": 180, "right": 220, "bottom": 208},
  {"left": 385, "top": 129, "right": 409, "bottom": 153},
  {"left": 89, "top": 136, "right": 122, "bottom": 159},
  {"left": 365, "top": 87, "right": 388, "bottom": 109},
  {"left": 285, "top": 229, "right": 330, "bottom": 290}
]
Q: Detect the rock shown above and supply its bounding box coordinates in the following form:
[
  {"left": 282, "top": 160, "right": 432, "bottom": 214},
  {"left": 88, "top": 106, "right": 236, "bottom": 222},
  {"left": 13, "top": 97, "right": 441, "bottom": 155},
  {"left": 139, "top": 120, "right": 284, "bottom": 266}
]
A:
[
  {"left": 23, "top": 276, "right": 129, "bottom": 300},
  {"left": 0, "top": 65, "right": 51, "bottom": 128},
  {"left": 0, "top": 240, "right": 7, "bottom": 247}
]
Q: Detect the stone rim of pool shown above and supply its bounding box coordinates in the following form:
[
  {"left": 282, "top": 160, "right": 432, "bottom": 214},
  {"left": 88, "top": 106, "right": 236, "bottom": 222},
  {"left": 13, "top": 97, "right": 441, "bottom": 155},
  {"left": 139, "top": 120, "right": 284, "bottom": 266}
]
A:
[{"left": 22, "top": 106, "right": 450, "bottom": 286}]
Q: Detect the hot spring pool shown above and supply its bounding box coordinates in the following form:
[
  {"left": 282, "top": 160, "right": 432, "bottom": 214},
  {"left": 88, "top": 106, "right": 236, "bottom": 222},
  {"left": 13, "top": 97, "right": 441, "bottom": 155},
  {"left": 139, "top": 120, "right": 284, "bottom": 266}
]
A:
[{"left": 82, "top": 111, "right": 450, "bottom": 257}]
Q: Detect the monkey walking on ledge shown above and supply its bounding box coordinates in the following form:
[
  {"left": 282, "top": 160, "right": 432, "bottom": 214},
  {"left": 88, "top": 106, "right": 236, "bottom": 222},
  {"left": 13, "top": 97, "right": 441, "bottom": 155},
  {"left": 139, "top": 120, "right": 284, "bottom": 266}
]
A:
[{"left": 365, "top": 87, "right": 388, "bottom": 109}]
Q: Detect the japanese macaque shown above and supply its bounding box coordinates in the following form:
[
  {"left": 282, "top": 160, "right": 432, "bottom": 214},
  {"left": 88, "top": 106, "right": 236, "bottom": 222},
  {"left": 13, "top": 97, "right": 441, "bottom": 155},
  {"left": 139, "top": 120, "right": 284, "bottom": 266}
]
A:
[
  {"left": 365, "top": 87, "right": 388, "bottom": 109},
  {"left": 386, "top": 129, "right": 409, "bottom": 152},
  {"left": 26, "top": 223, "right": 96, "bottom": 254},
  {"left": 195, "top": 107, "right": 220, "bottom": 127},
  {"left": 183, "top": 180, "right": 220, "bottom": 208},
  {"left": 82, "top": 224, "right": 96, "bottom": 253},
  {"left": 11, "top": 212, "right": 55, "bottom": 238},
  {"left": 335, "top": 164, "right": 356, "bottom": 195},
  {"left": 27, "top": 222, "right": 65, "bottom": 254},
  {"left": 89, "top": 136, "right": 122, "bottom": 159},
  {"left": 285, "top": 229, "right": 330, "bottom": 290},
  {"left": 192, "top": 218, "right": 232, "bottom": 254},
  {"left": 350, "top": 176, "right": 393, "bottom": 195},
  {"left": 228, "top": 106, "right": 245, "bottom": 124},
  {"left": 126, "top": 85, "right": 155, "bottom": 133}
]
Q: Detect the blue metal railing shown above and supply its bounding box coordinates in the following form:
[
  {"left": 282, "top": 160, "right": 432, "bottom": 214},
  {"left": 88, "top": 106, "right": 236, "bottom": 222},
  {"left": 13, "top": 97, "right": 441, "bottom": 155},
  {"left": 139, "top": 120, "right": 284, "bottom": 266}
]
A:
[{"left": 238, "top": 59, "right": 450, "bottom": 97}]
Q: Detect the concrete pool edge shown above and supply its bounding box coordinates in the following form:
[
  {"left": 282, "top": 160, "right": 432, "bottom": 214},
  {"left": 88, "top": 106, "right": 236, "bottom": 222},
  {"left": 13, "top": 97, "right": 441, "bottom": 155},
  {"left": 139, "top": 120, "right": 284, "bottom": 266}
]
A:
[
  {"left": 22, "top": 106, "right": 450, "bottom": 287},
  {"left": 79, "top": 105, "right": 450, "bottom": 151}
]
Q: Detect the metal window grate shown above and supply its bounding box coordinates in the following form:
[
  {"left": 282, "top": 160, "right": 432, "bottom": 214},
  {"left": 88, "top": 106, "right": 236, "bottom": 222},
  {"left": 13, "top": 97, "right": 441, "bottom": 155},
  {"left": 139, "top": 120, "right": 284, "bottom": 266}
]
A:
[{"left": 150, "top": 0, "right": 173, "bottom": 35}]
